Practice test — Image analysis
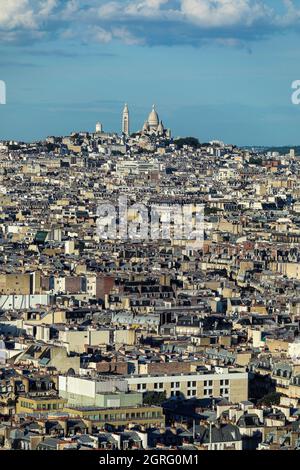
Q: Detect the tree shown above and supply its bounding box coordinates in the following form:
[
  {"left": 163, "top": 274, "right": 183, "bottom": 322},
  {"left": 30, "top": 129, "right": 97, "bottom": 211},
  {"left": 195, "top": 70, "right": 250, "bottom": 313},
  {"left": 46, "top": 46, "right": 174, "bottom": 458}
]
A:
[
  {"left": 175, "top": 137, "right": 200, "bottom": 149},
  {"left": 258, "top": 392, "right": 282, "bottom": 407},
  {"left": 249, "top": 157, "right": 263, "bottom": 166},
  {"left": 143, "top": 391, "right": 167, "bottom": 406}
]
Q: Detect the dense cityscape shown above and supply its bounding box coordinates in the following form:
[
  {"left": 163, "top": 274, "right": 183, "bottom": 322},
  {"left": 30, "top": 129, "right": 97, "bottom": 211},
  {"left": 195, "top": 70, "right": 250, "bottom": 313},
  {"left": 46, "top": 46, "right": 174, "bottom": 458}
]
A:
[{"left": 0, "top": 104, "right": 299, "bottom": 452}]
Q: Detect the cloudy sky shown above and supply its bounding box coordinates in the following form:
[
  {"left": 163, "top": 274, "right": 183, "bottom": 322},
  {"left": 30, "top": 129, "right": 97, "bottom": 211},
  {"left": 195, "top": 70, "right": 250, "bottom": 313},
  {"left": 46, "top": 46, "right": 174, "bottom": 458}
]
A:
[{"left": 1, "top": 0, "right": 300, "bottom": 145}]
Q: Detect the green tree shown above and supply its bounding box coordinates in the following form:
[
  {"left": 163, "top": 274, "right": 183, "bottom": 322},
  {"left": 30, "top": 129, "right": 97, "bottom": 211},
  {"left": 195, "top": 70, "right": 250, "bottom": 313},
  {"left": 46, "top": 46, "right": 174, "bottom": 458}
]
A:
[
  {"left": 143, "top": 391, "right": 167, "bottom": 406},
  {"left": 249, "top": 157, "right": 263, "bottom": 166},
  {"left": 258, "top": 392, "right": 282, "bottom": 407},
  {"left": 175, "top": 137, "right": 200, "bottom": 149}
]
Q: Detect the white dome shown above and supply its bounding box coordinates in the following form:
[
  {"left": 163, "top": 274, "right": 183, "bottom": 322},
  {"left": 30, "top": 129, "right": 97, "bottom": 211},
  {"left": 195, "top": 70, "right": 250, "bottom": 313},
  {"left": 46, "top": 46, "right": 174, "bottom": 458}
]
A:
[{"left": 148, "top": 105, "right": 159, "bottom": 128}]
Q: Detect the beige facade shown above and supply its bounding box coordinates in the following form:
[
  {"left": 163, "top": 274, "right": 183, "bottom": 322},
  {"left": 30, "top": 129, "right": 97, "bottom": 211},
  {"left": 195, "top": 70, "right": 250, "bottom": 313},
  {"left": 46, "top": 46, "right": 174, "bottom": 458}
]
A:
[
  {"left": 127, "top": 369, "right": 248, "bottom": 403},
  {"left": 114, "top": 329, "right": 136, "bottom": 348},
  {"left": 0, "top": 272, "right": 41, "bottom": 295},
  {"left": 59, "top": 329, "right": 112, "bottom": 354},
  {"left": 266, "top": 338, "right": 290, "bottom": 354},
  {"left": 15, "top": 345, "right": 80, "bottom": 374},
  {"left": 270, "top": 262, "right": 300, "bottom": 280}
]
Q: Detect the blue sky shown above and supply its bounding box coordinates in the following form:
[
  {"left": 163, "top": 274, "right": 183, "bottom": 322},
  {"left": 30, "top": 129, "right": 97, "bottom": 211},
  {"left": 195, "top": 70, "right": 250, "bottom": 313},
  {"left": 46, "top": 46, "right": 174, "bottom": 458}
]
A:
[{"left": 1, "top": 0, "right": 300, "bottom": 145}]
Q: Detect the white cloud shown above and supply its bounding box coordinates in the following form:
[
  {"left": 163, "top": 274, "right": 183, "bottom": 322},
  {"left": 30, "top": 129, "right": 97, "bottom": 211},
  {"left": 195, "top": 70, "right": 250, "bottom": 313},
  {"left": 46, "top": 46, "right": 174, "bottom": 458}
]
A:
[
  {"left": 0, "top": 0, "right": 37, "bottom": 29},
  {"left": 125, "top": 0, "right": 170, "bottom": 17},
  {"left": 38, "top": 0, "right": 58, "bottom": 17},
  {"left": 1, "top": 0, "right": 300, "bottom": 46},
  {"left": 92, "top": 26, "right": 113, "bottom": 44},
  {"left": 112, "top": 27, "right": 144, "bottom": 45},
  {"left": 180, "top": 0, "right": 271, "bottom": 28},
  {"left": 0, "top": 0, "right": 57, "bottom": 30}
]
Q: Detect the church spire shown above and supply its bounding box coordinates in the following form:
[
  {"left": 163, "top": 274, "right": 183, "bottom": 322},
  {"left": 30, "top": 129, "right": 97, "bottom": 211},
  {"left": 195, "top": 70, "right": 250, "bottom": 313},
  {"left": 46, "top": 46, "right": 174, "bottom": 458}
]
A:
[{"left": 122, "top": 103, "right": 130, "bottom": 136}]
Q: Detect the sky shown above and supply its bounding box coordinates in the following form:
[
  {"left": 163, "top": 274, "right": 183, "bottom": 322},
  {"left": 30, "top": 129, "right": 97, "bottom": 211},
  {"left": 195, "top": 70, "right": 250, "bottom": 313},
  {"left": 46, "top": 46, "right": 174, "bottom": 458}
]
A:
[{"left": 1, "top": 0, "right": 300, "bottom": 145}]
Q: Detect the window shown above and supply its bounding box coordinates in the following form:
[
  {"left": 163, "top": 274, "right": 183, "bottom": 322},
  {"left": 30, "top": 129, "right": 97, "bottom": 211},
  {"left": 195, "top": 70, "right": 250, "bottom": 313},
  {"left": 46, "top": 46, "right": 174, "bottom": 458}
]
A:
[
  {"left": 137, "top": 383, "right": 146, "bottom": 391},
  {"left": 204, "top": 380, "right": 213, "bottom": 387},
  {"left": 188, "top": 381, "right": 197, "bottom": 388},
  {"left": 171, "top": 382, "right": 180, "bottom": 389},
  {"left": 220, "top": 379, "right": 229, "bottom": 386},
  {"left": 154, "top": 382, "right": 163, "bottom": 390}
]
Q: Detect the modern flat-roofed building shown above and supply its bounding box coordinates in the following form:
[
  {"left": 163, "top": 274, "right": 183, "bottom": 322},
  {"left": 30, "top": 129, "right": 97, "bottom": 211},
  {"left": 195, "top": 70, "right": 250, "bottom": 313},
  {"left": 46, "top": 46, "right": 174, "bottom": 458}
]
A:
[
  {"left": 63, "top": 405, "right": 164, "bottom": 428},
  {"left": 126, "top": 367, "right": 248, "bottom": 403},
  {"left": 59, "top": 366, "right": 248, "bottom": 404},
  {"left": 16, "top": 395, "right": 67, "bottom": 414}
]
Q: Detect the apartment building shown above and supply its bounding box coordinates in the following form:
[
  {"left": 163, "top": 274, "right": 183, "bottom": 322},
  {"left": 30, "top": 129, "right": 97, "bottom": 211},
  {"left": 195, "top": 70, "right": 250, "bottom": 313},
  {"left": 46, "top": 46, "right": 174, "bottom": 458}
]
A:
[
  {"left": 127, "top": 367, "right": 248, "bottom": 403},
  {"left": 16, "top": 396, "right": 67, "bottom": 414}
]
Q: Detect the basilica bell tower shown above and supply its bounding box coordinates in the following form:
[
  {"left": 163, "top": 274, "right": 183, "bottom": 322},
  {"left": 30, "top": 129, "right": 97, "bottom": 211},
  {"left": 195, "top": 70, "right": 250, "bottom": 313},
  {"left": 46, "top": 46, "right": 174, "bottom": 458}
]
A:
[{"left": 122, "top": 103, "right": 130, "bottom": 136}]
